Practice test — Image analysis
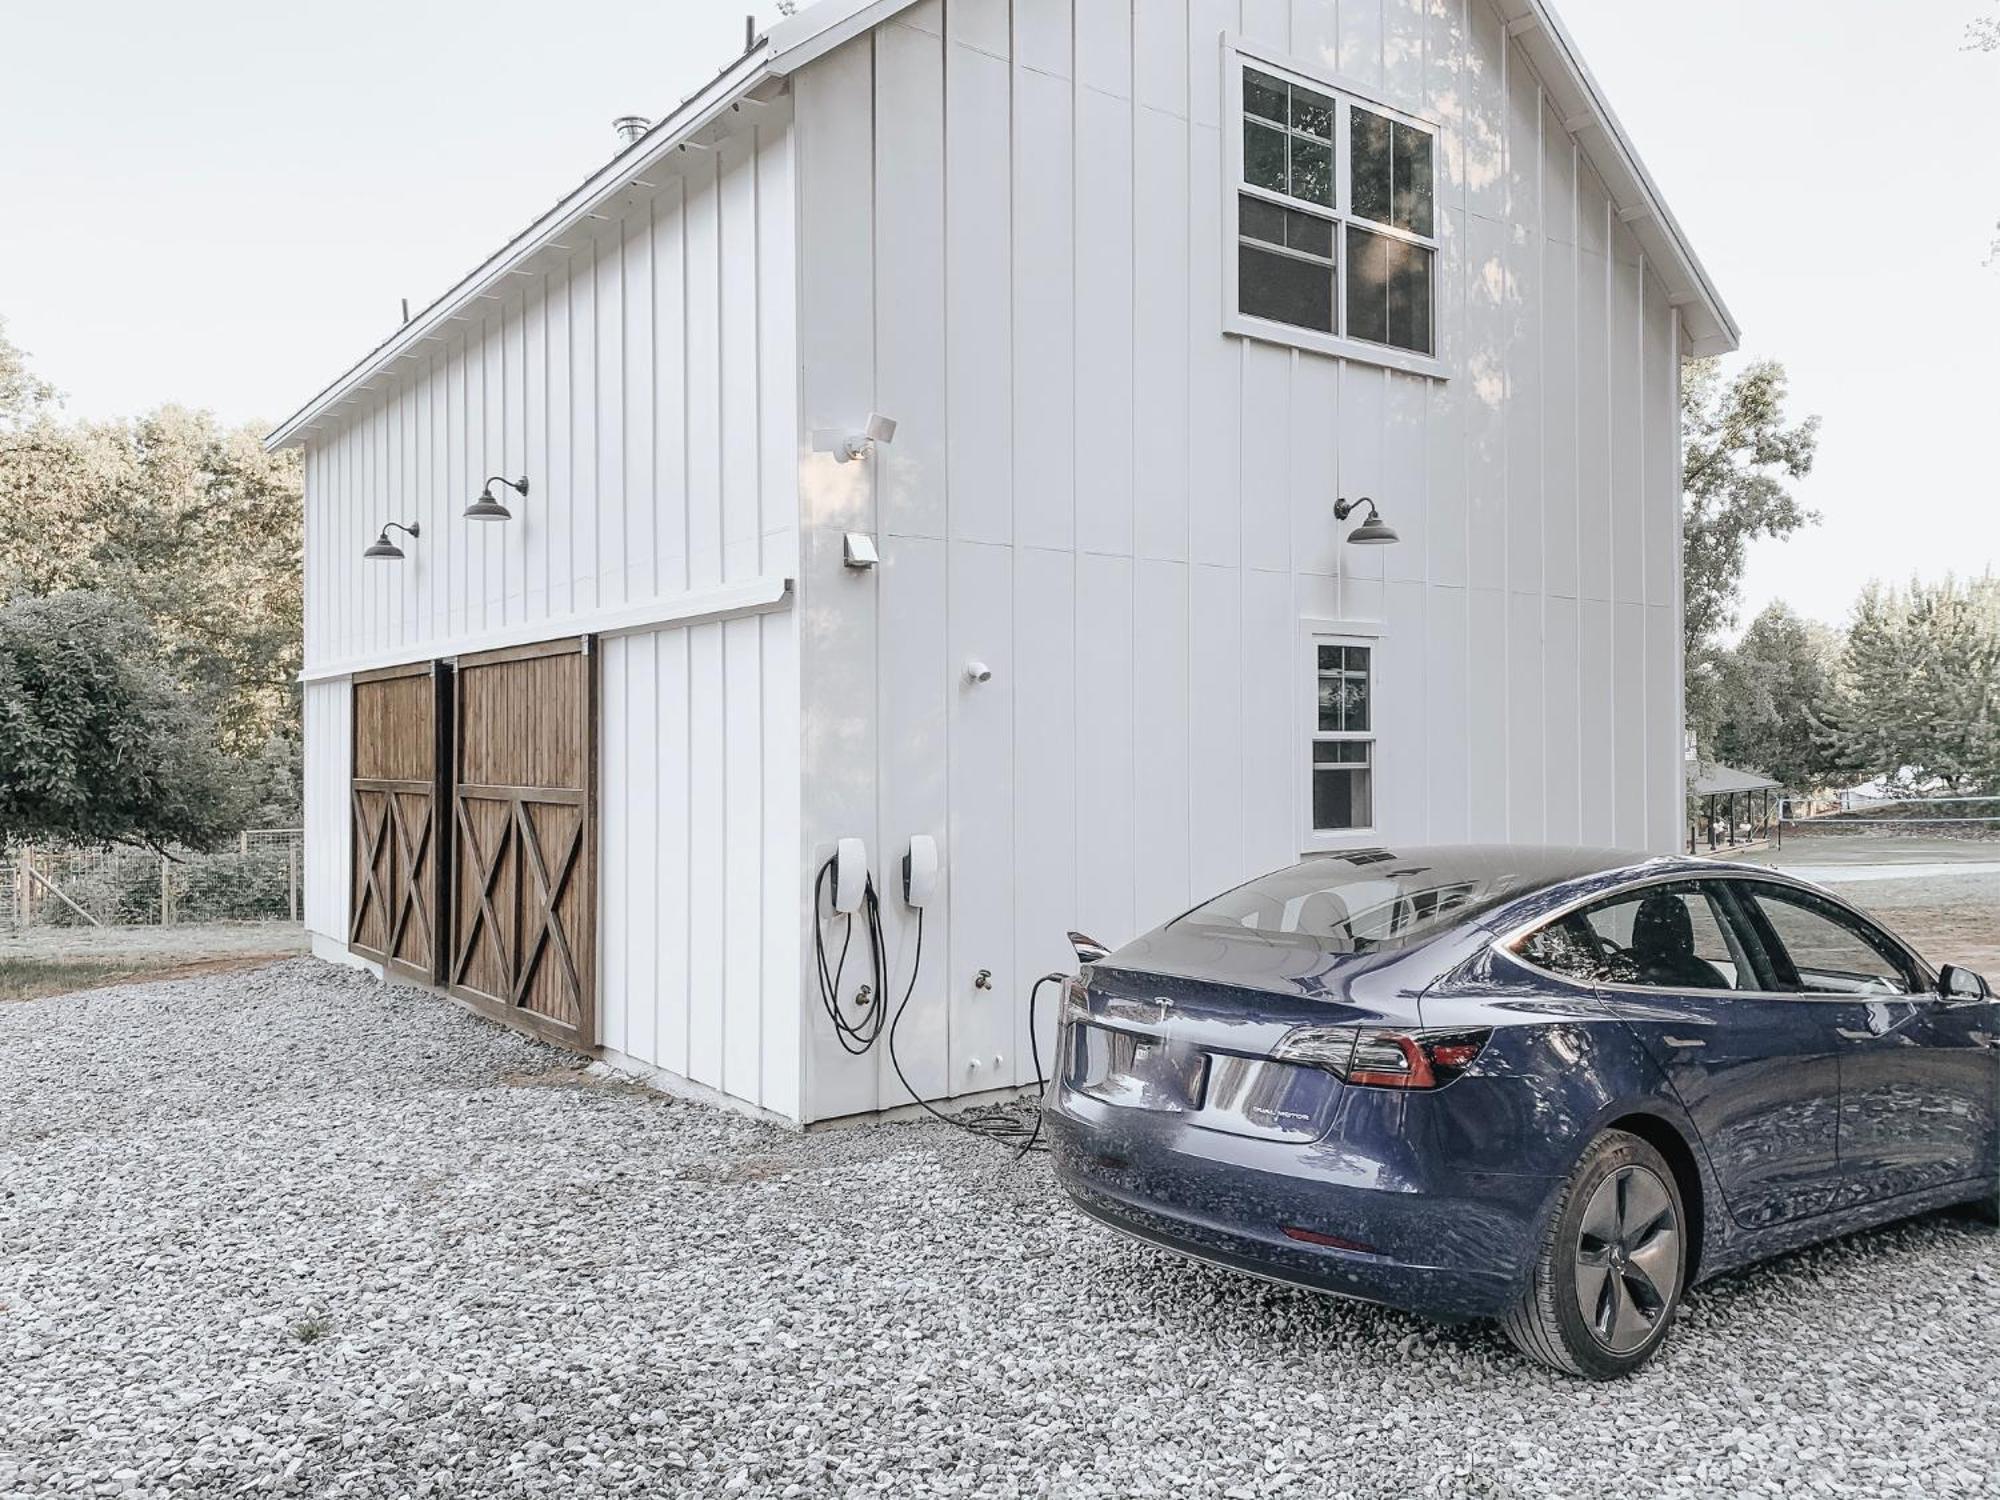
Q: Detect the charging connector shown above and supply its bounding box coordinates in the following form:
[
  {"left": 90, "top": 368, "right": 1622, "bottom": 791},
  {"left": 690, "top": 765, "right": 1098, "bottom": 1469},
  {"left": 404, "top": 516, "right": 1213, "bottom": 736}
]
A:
[{"left": 902, "top": 835, "right": 938, "bottom": 909}]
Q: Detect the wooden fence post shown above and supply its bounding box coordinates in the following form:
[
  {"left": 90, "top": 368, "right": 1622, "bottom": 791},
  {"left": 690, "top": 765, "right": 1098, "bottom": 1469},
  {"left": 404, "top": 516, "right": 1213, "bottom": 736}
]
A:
[
  {"left": 20, "top": 846, "right": 33, "bottom": 927},
  {"left": 287, "top": 837, "right": 299, "bottom": 923}
]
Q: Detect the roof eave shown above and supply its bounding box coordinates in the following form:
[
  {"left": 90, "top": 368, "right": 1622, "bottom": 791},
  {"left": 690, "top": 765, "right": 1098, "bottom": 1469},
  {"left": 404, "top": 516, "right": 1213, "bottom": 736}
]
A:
[
  {"left": 268, "top": 0, "right": 1740, "bottom": 454},
  {"left": 1503, "top": 0, "right": 1740, "bottom": 357},
  {"left": 263, "top": 44, "right": 775, "bottom": 452}
]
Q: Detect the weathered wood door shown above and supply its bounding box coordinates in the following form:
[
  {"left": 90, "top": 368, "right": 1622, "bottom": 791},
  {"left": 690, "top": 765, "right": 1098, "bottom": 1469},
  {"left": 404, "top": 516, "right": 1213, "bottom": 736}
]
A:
[
  {"left": 350, "top": 662, "right": 447, "bottom": 981},
  {"left": 447, "top": 637, "right": 597, "bottom": 1049}
]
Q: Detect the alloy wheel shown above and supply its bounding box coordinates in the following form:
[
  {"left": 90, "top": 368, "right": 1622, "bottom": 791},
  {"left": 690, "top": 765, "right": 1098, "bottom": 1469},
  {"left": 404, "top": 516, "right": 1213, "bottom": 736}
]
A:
[{"left": 1572, "top": 1163, "right": 1680, "bottom": 1354}]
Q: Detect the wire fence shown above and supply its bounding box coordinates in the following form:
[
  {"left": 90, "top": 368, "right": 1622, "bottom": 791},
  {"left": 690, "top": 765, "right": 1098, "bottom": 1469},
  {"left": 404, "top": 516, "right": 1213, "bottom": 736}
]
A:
[
  {"left": 0, "top": 829, "right": 303, "bottom": 929},
  {"left": 1776, "top": 795, "right": 2000, "bottom": 841}
]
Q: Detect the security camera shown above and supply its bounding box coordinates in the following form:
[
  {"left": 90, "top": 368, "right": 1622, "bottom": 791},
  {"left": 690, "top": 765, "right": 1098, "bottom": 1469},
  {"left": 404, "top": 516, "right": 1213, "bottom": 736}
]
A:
[
  {"left": 812, "top": 412, "right": 898, "bottom": 463},
  {"left": 964, "top": 660, "right": 993, "bottom": 684}
]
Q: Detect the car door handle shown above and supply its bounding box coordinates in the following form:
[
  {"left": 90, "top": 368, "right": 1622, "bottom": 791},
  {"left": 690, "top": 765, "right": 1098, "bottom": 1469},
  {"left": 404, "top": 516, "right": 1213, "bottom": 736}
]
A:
[
  {"left": 1661, "top": 1035, "right": 1705, "bottom": 1049},
  {"left": 1835, "top": 1027, "right": 1875, "bottom": 1041}
]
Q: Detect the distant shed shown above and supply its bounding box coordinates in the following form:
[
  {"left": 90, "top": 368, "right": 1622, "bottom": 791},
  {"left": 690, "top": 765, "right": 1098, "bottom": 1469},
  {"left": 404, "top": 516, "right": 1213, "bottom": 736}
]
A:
[{"left": 1689, "top": 763, "right": 1781, "bottom": 852}]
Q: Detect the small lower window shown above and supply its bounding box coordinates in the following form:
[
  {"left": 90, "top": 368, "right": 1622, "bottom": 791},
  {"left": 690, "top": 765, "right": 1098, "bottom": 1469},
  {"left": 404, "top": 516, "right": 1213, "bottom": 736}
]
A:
[{"left": 1311, "top": 642, "right": 1374, "bottom": 834}]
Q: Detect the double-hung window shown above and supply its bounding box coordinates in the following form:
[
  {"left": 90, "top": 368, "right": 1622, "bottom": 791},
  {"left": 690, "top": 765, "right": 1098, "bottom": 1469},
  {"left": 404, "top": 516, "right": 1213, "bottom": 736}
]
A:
[
  {"left": 1230, "top": 50, "right": 1439, "bottom": 366},
  {"left": 1311, "top": 641, "right": 1374, "bottom": 835}
]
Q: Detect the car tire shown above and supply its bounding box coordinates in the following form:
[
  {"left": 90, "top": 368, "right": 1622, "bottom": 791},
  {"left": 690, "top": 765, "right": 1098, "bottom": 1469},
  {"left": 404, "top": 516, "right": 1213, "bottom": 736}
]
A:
[{"left": 1501, "top": 1129, "right": 1687, "bottom": 1379}]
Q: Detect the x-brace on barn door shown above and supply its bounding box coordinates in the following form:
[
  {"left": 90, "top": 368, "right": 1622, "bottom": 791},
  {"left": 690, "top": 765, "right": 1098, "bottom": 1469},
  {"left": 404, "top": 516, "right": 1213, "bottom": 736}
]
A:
[
  {"left": 349, "top": 661, "right": 449, "bottom": 982},
  {"left": 446, "top": 636, "right": 598, "bottom": 1050}
]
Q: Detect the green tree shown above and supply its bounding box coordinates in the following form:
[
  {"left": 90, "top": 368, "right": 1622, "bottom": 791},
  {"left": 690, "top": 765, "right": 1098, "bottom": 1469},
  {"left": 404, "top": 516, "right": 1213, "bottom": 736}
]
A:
[
  {"left": 0, "top": 592, "right": 244, "bottom": 851},
  {"left": 1681, "top": 358, "right": 1820, "bottom": 744},
  {"left": 1705, "top": 603, "right": 1844, "bottom": 790},
  {"left": 0, "top": 316, "right": 57, "bottom": 426},
  {"left": 1817, "top": 576, "right": 2000, "bottom": 794},
  {"left": 0, "top": 324, "right": 303, "bottom": 753}
]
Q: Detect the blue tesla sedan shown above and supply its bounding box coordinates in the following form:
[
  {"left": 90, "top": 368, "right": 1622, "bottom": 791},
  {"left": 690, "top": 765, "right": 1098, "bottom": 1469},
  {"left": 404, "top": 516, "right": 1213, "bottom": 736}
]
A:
[{"left": 1047, "top": 846, "right": 1999, "bottom": 1378}]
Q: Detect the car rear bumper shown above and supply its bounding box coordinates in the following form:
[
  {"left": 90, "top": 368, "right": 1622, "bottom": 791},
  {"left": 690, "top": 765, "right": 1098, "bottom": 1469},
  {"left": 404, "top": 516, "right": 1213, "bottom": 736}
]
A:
[{"left": 1046, "top": 1097, "right": 1557, "bottom": 1322}]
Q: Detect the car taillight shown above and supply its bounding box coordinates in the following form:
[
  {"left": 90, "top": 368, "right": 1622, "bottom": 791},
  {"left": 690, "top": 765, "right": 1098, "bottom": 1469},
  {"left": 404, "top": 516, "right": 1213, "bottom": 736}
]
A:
[{"left": 1272, "top": 1026, "right": 1491, "bottom": 1090}]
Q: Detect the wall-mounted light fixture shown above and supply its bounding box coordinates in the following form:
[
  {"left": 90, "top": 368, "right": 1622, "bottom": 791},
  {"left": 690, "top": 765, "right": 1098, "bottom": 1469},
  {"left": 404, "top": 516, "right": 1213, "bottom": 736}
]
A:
[
  {"left": 1333, "top": 496, "right": 1400, "bottom": 546},
  {"left": 465, "top": 475, "right": 530, "bottom": 522},
  {"left": 812, "top": 412, "right": 897, "bottom": 463},
  {"left": 363, "top": 521, "right": 420, "bottom": 561}
]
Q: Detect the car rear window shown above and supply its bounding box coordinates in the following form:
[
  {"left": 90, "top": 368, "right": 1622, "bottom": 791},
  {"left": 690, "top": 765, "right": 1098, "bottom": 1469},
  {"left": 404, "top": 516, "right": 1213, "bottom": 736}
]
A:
[{"left": 1176, "top": 850, "right": 1546, "bottom": 954}]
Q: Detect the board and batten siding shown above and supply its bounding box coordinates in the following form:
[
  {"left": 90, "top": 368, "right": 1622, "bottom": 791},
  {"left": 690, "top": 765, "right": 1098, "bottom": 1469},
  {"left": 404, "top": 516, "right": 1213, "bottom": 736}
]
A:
[
  {"left": 793, "top": 0, "right": 1685, "bottom": 1122},
  {"left": 596, "top": 612, "right": 803, "bottom": 1117},
  {"left": 302, "top": 677, "right": 352, "bottom": 953},
  {"left": 298, "top": 104, "right": 804, "bottom": 1117},
  {"left": 300, "top": 111, "right": 799, "bottom": 673}
]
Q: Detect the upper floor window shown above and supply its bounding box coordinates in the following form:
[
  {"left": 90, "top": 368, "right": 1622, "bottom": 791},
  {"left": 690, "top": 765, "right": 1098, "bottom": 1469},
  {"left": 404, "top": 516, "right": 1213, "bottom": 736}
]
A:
[{"left": 1229, "top": 52, "right": 1440, "bottom": 369}]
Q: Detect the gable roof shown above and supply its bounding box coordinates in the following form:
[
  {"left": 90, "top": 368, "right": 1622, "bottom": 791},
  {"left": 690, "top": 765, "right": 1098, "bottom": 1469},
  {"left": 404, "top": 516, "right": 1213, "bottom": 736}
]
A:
[{"left": 266, "top": 0, "right": 1736, "bottom": 452}]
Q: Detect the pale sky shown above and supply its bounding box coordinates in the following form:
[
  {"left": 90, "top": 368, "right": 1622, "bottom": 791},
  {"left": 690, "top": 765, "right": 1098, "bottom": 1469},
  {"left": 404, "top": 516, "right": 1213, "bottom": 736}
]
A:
[{"left": 3, "top": 1, "right": 1995, "bottom": 632}]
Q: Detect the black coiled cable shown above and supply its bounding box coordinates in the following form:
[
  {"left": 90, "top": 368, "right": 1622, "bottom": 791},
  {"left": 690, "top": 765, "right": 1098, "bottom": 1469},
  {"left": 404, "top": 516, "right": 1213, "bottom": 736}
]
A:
[
  {"left": 816, "top": 853, "right": 1070, "bottom": 1156},
  {"left": 885, "top": 913, "right": 1066, "bottom": 1157},
  {"left": 813, "top": 856, "right": 888, "bottom": 1055}
]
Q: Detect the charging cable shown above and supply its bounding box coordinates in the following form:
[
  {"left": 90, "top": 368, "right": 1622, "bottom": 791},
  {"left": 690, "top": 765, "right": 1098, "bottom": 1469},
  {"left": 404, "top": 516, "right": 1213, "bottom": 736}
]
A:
[
  {"left": 818, "top": 849, "right": 1069, "bottom": 1155},
  {"left": 884, "top": 912, "right": 1066, "bottom": 1157},
  {"left": 813, "top": 855, "right": 888, "bottom": 1055}
]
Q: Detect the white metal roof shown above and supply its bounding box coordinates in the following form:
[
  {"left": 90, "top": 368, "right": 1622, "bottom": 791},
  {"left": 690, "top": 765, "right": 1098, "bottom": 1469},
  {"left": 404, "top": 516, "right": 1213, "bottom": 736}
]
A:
[
  {"left": 266, "top": 0, "right": 1737, "bottom": 452},
  {"left": 1690, "top": 763, "right": 1783, "bottom": 796}
]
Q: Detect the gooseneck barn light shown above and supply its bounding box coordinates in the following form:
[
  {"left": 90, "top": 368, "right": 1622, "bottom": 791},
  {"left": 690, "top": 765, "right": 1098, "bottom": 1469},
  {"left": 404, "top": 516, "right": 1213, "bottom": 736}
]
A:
[
  {"left": 363, "top": 521, "right": 420, "bottom": 561},
  {"left": 465, "top": 474, "right": 530, "bottom": 521},
  {"left": 1334, "top": 495, "right": 1400, "bottom": 546}
]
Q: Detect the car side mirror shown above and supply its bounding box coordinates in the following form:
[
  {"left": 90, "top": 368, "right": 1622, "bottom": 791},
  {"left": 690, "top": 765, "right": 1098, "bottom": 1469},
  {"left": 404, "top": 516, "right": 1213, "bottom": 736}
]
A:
[
  {"left": 1938, "top": 964, "right": 1991, "bottom": 1002},
  {"left": 1068, "top": 930, "right": 1112, "bottom": 966}
]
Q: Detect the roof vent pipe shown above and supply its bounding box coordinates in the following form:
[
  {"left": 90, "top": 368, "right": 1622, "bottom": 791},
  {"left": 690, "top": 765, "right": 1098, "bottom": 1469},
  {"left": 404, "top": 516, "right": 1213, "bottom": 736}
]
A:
[{"left": 612, "top": 115, "right": 650, "bottom": 147}]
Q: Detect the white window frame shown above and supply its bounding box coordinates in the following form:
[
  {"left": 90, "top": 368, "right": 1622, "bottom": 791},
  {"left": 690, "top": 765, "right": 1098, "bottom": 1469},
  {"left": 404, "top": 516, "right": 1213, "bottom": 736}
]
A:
[
  {"left": 1223, "top": 35, "right": 1447, "bottom": 380},
  {"left": 1300, "top": 619, "right": 1384, "bottom": 851}
]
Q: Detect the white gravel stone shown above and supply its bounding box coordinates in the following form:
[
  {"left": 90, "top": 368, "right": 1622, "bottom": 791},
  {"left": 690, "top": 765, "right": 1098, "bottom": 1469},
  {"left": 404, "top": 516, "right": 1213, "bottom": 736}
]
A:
[{"left": 2, "top": 960, "right": 1996, "bottom": 1498}]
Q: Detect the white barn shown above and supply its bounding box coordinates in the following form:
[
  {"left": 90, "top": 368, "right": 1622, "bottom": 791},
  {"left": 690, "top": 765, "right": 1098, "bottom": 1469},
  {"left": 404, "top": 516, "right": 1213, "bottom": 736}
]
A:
[{"left": 271, "top": 0, "right": 1736, "bottom": 1126}]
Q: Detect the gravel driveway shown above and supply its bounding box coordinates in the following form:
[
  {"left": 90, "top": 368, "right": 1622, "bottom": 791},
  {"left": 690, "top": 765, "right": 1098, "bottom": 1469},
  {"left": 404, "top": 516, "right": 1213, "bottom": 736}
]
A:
[{"left": 4, "top": 962, "right": 1996, "bottom": 1499}]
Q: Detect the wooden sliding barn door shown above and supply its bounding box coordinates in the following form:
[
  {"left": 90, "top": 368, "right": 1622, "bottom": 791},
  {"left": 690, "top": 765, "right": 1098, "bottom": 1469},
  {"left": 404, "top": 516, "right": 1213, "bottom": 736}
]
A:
[
  {"left": 350, "top": 662, "right": 448, "bottom": 981},
  {"left": 448, "top": 637, "right": 598, "bottom": 1050}
]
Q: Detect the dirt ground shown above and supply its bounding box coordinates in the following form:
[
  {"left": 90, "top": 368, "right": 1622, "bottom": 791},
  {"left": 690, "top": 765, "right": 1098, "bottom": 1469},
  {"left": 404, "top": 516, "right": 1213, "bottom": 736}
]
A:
[
  {"left": 1740, "top": 836, "right": 2000, "bottom": 974},
  {"left": 0, "top": 921, "right": 306, "bottom": 1002}
]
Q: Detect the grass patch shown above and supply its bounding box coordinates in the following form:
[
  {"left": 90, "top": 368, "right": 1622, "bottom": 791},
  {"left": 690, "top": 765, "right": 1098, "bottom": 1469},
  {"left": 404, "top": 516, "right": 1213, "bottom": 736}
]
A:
[
  {"left": 0, "top": 957, "right": 145, "bottom": 1002},
  {"left": 290, "top": 1314, "right": 332, "bottom": 1345}
]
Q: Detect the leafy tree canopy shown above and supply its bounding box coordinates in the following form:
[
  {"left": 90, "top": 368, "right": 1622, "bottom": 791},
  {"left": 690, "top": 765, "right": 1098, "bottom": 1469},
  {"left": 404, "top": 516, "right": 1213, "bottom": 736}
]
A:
[
  {"left": 1816, "top": 576, "right": 2000, "bottom": 796},
  {"left": 0, "top": 317, "right": 57, "bottom": 427},
  {"left": 1681, "top": 358, "right": 1820, "bottom": 654},
  {"left": 0, "top": 592, "right": 244, "bottom": 852},
  {"left": 0, "top": 321, "right": 303, "bottom": 756},
  {"left": 1701, "top": 603, "right": 1844, "bottom": 790}
]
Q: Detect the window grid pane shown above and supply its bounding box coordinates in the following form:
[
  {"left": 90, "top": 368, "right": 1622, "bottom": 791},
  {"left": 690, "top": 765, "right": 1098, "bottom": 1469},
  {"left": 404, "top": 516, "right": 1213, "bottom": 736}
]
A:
[
  {"left": 1316, "top": 645, "right": 1371, "bottom": 733},
  {"left": 1238, "top": 64, "right": 1437, "bottom": 353},
  {"left": 1312, "top": 643, "right": 1373, "bottom": 831},
  {"left": 1345, "top": 225, "right": 1433, "bottom": 355}
]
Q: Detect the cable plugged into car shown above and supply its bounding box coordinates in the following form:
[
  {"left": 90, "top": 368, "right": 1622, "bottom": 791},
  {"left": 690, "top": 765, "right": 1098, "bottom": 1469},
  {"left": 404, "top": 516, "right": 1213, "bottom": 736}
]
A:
[{"left": 812, "top": 834, "right": 1068, "bottom": 1155}]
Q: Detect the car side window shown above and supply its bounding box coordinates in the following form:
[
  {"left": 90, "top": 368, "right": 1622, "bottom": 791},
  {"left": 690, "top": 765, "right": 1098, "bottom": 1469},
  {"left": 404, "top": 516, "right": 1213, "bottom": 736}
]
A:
[
  {"left": 1516, "top": 882, "right": 1753, "bottom": 992},
  {"left": 1736, "top": 883, "right": 1915, "bottom": 997}
]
